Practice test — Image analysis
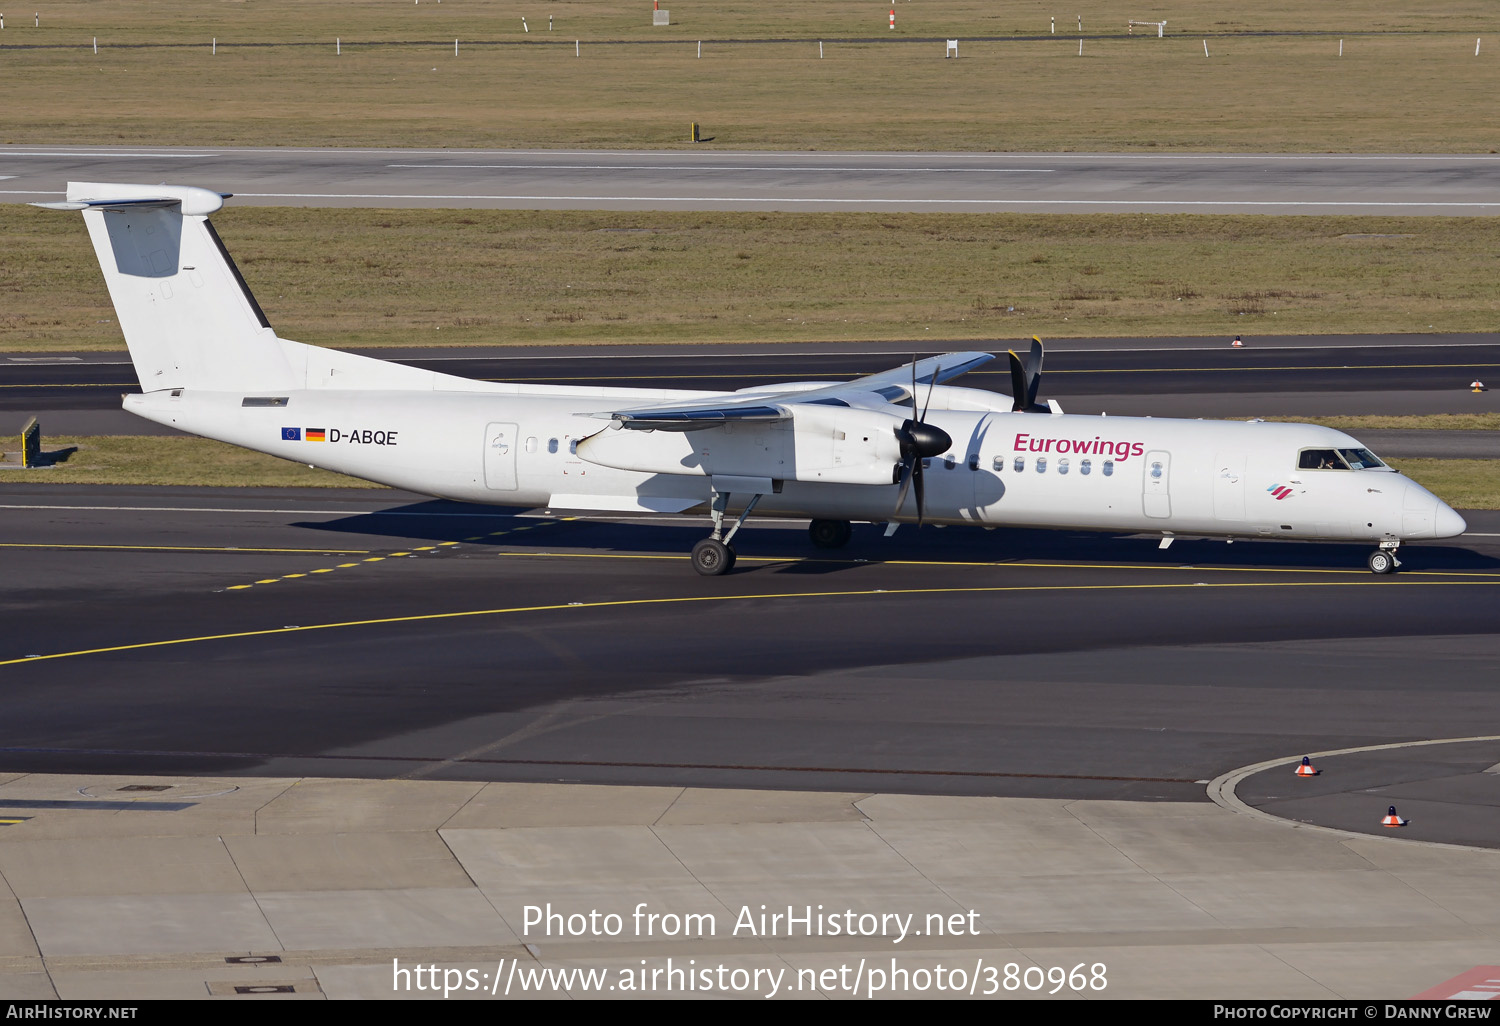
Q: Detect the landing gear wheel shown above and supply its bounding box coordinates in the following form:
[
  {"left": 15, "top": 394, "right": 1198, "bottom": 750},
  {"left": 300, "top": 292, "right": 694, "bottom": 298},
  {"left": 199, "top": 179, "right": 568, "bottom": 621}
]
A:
[
  {"left": 692, "top": 538, "right": 734, "bottom": 576},
  {"left": 1367, "top": 549, "right": 1396, "bottom": 575},
  {"left": 809, "top": 519, "right": 853, "bottom": 549}
]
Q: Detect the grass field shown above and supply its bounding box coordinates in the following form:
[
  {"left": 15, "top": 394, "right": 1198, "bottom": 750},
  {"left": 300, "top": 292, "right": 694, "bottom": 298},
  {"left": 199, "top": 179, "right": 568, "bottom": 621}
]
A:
[
  {"left": 1272, "top": 414, "right": 1500, "bottom": 431},
  {"left": 7, "top": 205, "right": 1500, "bottom": 351},
  {"left": 9, "top": 435, "right": 383, "bottom": 489},
  {"left": 1, "top": 2, "right": 1497, "bottom": 150},
  {"left": 6, "top": 435, "right": 1495, "bottom": 509},
  {"left": 1385, "top": 459, "right": 1500, "bottom": 509}
]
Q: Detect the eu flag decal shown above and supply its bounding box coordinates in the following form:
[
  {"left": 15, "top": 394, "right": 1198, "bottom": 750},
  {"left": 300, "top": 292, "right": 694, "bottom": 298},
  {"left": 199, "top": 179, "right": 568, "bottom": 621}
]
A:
[{"left": 282, "top": 427, "right": 301, "bottom": 441}]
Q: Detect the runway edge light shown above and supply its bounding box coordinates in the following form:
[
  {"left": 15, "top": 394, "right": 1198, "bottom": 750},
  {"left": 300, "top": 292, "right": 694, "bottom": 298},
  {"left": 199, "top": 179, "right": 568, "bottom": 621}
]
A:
[
  {"left": 1294, "top": 756, "right": 1320, "bottom": 777},
  {"left": 1382, "top": 805, "right": 1408, "bottom": 827}
]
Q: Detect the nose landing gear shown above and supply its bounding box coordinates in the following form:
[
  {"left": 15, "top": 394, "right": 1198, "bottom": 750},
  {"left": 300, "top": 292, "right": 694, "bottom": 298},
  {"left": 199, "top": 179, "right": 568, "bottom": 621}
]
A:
[{"left": 1367, "top": 540, "right": 1401, "bottom": 575}]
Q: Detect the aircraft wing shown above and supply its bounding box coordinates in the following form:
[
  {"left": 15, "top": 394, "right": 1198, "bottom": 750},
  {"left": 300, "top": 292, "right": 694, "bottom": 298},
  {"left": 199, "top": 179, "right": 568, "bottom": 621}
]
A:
[{"left": 600, "top": 351, "right": 994, "bottom": 429}]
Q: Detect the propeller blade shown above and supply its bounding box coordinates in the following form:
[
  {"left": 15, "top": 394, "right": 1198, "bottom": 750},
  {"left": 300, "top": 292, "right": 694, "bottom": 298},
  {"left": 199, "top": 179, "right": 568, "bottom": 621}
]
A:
[
  {"left": 1007, "top": 350, "right": 1029, "bottom": 412},
  {"left": 921, "top": 363, "right": 940, "bottom": 422},
  {"left": 893, "top": 458, "right": 915, "bottom": 514},
  {"left": 1025, "top": 336, "right": 1043, "bottom": 408},
  {"left": 1007, "top": 335, "right": 1048, "bottom": 413},
  {"left": 913, "top": 457, "right": 926, "bottom": 527}
]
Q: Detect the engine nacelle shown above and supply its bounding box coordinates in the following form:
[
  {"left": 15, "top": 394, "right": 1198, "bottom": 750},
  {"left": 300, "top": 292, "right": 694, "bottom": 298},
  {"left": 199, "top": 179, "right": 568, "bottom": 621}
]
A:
[{"left": 576, "top": 406, "right": 905, "bottom": 486}]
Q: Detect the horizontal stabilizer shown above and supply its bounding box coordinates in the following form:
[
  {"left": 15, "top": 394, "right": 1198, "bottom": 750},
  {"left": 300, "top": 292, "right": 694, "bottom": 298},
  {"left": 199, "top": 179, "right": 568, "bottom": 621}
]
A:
[{"left": 31, "top": 183, "right": 229, "bottom": 216}]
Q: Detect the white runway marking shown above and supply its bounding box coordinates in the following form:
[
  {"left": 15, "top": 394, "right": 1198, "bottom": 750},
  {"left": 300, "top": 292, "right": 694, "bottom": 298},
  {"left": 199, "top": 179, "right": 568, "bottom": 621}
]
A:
[
  {"left": 0, "top": 503, "right": 513, "bottom": 518},
  {"left": 0, "top": 152, "right": 219, "bottom": 158},
  {"left": 0, "top": 502, "right": 724, "bottom": 525},
  {"left": 228, "top": 192, "right": 1500, "bottom": 208},
  {"left": 387, "top": 163, "right": 1057, "bottom": 173}
]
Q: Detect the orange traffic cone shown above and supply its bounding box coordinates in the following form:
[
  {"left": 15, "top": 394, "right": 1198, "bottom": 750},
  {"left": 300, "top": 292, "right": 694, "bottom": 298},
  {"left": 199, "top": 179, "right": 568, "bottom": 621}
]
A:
[
  {"left": 1294, "top": 756, "right": 1320, "bottom": 777},
  {"left": 1472, "top": 380, "right": 1488, "bottom": 392},
  {"left": 1381, "top": 805, "right": 1407, "bottom": 827},
  {"left": 1231, "top": 335, "right": 1244, "bottom": 347}
]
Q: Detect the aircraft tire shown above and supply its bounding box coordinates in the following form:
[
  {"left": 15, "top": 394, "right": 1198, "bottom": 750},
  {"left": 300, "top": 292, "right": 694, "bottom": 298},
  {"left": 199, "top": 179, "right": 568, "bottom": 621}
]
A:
[
  {"left": 1367, "top": 549, "right": 1396, "bottom": 574},
  {"left": 809, "top": 519, "right": 853, "bottom": 549},
  {"left": 692, "top": 538, "right": 733, "bottom": 576}
]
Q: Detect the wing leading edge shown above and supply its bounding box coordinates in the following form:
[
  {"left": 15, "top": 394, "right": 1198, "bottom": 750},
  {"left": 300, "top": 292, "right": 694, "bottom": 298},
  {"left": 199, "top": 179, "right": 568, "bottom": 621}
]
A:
[{"left": 601, "top": 351, "right": 994, "bottom": 430}]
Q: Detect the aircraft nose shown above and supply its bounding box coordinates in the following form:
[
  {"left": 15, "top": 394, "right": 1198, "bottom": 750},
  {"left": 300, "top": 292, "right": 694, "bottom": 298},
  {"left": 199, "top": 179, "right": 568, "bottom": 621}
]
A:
[{"left": 1435, "top": 502, "right": 1467, "bottom": 539}]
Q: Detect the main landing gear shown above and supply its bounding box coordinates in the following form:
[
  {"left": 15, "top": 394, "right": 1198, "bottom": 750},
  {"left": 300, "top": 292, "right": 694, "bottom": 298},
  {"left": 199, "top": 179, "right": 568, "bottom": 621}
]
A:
[
  {"left": 691, "top": 488, "right": 764, "bottom": 576},
  {"left": 808, "top": 519, "right": 853, "bottom": 549},
  {"left": 1367, "top": 539, "right": 1402, "bottom": 575}
]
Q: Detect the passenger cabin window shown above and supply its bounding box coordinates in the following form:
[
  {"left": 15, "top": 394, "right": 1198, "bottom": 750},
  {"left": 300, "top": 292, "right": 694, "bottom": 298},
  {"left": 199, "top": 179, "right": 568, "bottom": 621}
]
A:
[
  {"left": 568, "top": 439, "right": 579, "bottom": 455},
  {"left": 1080, "top": 459, "right": 1092, "bottom": 476},
  {"left": 1036, "top": 457, "right": 1048, "bottom": 474},
  {"left": 525, "top": 436, "right": 538, "bottom": 453},
  {"left": 1058, "top": 458, "right": 1070, "bottom": 476},
  {"left": 993, "top": 455, "right": 1006, "bottom": 472},
  {"left": 943, "top": 455, "right": 956, "bottom": 470},
  {"left": 1102, "top": 460, "right": 1114, "bottom": 476},
  {"left": 1298, "top": 448, "right": 1349, "bottom": 470},
  {"left": 547, "top": 438, "right": 559, "bottom": 454},
  {"left": 1013, "top": 456, "right": 1025, "bottom": 473},
  {"left": 1150, "top": 461, "right": 1164, "bottom": 479},
  {"left": 968, "top": 454, "right": 980, "bottom": 471}
]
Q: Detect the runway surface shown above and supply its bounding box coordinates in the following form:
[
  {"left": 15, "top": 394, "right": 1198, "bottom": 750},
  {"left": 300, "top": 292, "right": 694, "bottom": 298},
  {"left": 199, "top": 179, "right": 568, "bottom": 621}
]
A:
[
  {"left": 1, "top": 485, "right": 1497, "bottom": 814},
  {"left": 5, "top": 147, "right": 1500, "bottom": 214}
]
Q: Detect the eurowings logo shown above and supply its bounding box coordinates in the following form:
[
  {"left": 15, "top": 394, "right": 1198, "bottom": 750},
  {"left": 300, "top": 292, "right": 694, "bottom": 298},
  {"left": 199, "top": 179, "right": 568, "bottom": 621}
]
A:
[{"left": 1267, "top": 484, "right": 1294, "bottom": 500}]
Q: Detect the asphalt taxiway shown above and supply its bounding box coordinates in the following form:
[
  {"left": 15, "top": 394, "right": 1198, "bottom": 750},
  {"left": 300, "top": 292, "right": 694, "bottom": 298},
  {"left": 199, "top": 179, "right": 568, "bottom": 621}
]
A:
[{"left": 2, "top": 485, "right": 1496, "bottom": 823}]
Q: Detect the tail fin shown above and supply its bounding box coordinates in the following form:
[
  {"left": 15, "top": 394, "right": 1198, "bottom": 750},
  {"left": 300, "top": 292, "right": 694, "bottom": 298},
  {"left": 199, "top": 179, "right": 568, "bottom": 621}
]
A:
[{"left": 35, "top": 182, "right": 296, "bottom": 392}]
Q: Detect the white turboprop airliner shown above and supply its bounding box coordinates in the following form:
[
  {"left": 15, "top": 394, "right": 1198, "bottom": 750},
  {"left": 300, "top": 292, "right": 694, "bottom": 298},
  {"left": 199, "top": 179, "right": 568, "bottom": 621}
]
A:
[{"left": 39, "top": 182, "right": 1467, "bottom": 575}]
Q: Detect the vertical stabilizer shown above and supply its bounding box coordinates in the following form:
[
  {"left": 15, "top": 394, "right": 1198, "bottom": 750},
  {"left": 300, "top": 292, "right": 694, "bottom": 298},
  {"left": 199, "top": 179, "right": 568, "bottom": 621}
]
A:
[{"left": 35, "top": 182, "right": 296, "bottom": 392}]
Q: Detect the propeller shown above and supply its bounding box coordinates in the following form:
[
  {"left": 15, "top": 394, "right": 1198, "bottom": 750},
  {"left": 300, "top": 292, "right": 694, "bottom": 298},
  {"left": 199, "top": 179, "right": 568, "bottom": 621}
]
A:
[
  {"left": 1008, "top": 335, "right": 1049, "bottom": 413},
  {"left": 892, "top": 358, "right": 953, "bottom": 526}
]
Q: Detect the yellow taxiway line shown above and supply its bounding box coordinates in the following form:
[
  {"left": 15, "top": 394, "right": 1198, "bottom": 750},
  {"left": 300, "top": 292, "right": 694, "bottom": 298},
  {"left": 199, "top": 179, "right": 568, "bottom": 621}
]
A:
[{"left": 3, "top": 577, "right": 1497, "bottom": 669}]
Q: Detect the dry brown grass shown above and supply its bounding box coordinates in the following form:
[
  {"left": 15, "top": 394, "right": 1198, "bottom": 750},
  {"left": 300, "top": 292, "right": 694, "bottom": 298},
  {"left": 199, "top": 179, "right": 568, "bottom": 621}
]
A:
[
  {"left": 6, "top": 435, "right": 381, "bottom": 489},
  {"left": 6, "top": 205, "right": 1500, "bottom": 350},
  {"left": 1271, "top": 414, "right": 1500, "bottom": 431},
  {"left": 1387, "top": 459, "right": 1500, "bottom": 509},
  {"left": 0, "top": 2, "right": 1497, "bottom": 150}
]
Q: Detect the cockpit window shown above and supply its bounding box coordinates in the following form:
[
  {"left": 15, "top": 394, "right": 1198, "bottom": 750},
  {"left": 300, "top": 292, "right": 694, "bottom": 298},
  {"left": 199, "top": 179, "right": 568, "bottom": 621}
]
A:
[
  {"left": 1298, "top": 448, "right": 1350, "bottom": 470},
  {"left": 1339, "top": 447, "right": 1386, "bottom": 470}
]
